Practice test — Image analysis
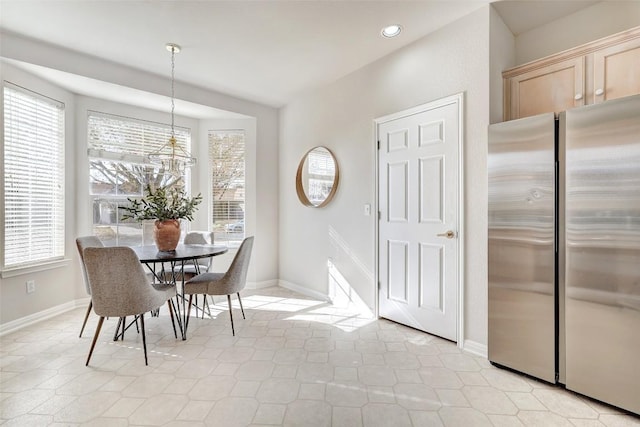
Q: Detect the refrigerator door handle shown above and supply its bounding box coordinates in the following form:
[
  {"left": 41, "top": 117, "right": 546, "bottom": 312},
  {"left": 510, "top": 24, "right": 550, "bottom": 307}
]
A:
[{"left": 555, "top": 160, "right": 559, "bottom": 254}]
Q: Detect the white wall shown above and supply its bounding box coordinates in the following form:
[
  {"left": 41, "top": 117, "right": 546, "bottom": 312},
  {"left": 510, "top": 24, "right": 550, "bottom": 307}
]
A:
[
  {"left": 0, "top": 62, "right": 79, "bottom": 324},
  {"left": 515, "top": 1, "right": 640, "bottom": 65},
  {"left": 0, "top": 34, "right": 280, "bottom": 326},
  {"left": 490, "top": 7, "right": 516, "bottom": 124},
  {"left": 279, "top": 7, "right": 492, "bottom": 348}
]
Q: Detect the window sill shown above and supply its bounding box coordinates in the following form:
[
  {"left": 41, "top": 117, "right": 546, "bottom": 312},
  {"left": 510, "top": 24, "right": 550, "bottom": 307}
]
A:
[{"left": 1, "top": 259, "right": 72, "bottom": 278}]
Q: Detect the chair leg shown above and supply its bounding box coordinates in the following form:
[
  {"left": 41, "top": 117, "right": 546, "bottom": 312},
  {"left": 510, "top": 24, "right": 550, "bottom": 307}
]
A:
[
  {"left": 167, "top": 300, "right": 177, "bottom": 339},
  {"left": 86, "top": 316, "right": 105, "bottom": 366},
  {"left": 184, "top": 294, "right": 194, "bottom": 338},
  {"left": 237, "top": 293, "right": 245, "bottom": 319},
  {"left": 140, "top": 313, "right": 148, "bottom": 366},
  {"left": 194, "top": 294, "right": 205, "bottom": 319},
  {"left": 121, "top": 316, "right": 126, "bottom": 341},
  {"left": 203, "top": 297, "right": 211, "bottom": 318},
  {"left": 227, "top": 294, "right": 235, "bottom": 336},
  {"left": 113, "top": 317, "right": 122, "bottom": 341},
  {"left": 79, "top": 300, "right": 93, "bottom": 338}
]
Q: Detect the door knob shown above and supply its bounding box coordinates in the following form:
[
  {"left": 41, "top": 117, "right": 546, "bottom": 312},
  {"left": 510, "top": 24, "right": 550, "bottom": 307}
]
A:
[{"left": 437, "top": 230, "right": 456, "bottom": 239}]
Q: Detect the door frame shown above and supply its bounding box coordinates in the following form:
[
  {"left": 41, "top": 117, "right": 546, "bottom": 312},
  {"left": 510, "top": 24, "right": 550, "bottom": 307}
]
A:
[{"left": 374, "top": 92, "right": 465, "bottom": 348}]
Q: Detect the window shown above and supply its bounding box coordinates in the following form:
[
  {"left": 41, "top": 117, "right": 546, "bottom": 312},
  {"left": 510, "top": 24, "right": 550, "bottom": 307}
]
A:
[
  {"left": 209, "top": 130, "right": 245, "bottom": 245},
  {"left": 87, "top": 111, "right": 190, "bottom": 246},
  {"left": 3, "top": 83, "right": 65, "bottom": 269}
]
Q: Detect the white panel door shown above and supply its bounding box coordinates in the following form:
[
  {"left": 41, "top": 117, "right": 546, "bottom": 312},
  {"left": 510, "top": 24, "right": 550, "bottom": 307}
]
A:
[{"left": 377, "top": 96, "right": 461, "bottom": 341}]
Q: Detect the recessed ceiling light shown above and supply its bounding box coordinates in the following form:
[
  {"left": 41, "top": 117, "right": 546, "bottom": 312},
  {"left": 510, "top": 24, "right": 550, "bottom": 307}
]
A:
[{"left": 381, "top": 24, "right": 402, "bottom": 38}]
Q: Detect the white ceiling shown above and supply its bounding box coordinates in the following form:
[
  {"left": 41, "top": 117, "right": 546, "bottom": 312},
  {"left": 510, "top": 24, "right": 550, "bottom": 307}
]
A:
[
  {"left": 0, "top": 1, "right": 598, "bottom": 110},
  {"left": 492, "top": 0, "right": 599, "bottom": 35}
]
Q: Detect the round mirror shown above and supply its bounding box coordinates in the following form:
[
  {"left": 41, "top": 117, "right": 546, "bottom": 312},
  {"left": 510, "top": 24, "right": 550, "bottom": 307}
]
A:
[{"left": 296, "top": 146, "right": 339, "bottom": 208}]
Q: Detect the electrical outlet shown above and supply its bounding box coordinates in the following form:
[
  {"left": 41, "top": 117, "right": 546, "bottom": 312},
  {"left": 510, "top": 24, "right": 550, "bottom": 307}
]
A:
[
  {"left": 364, "top": 204, "right": 371, "bottom": 216},
  {"left": 26, "top": 280, "right": 36, "bottom": 294}
]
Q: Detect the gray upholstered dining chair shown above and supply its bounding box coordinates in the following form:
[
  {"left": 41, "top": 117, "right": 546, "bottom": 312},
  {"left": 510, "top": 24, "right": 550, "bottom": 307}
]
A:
[
  {"left": 184, "top": 236, "right": 254, "bottom": 337},
  {"left": 83, "top": 246, "right": 177, "bottom": 366},
  {"left": 180, "top": 231, "right": 216, "bottom": 318},
  {"left": 181, "top": 231, "right": 215, "bottom": 278},
  {"left": 76, "top": 236, "right": 104, "bottom": 338}
]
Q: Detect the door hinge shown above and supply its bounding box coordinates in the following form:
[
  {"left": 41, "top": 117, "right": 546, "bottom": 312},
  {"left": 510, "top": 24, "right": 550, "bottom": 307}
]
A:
[
  {"left": 377, "top": 140, "right": 380, "bottom": 150},
  {"left": 378, "top": 211, "right": 381, "bottom": 220},
  {"left": 378, "top": 281, "right": 381, "bottom": 290}
]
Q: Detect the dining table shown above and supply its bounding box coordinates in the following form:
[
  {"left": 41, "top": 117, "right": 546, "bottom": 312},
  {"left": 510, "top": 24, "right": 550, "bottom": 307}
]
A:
[{"left": 131, "top": 244, "right": 228, "bottom": 340}]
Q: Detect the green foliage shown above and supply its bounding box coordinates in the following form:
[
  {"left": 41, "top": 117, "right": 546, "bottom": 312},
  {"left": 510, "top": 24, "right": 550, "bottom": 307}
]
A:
[{"left": 119, "top": 185, "right": 202, "bottom": 222}]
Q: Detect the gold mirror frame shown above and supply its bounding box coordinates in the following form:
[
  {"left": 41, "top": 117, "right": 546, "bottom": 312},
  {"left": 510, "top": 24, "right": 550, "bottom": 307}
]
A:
[{"left": 296, "top": 146, "right": 340, "bottom": 208}]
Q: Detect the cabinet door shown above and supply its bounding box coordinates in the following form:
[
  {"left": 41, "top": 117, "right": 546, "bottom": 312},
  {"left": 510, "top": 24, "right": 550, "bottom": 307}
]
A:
[
  {"left": 593, "top": 38, "right": 640, "bottom": 103},
  {"left": 508, "top": 57, "right": 585, "bottom": 120}
]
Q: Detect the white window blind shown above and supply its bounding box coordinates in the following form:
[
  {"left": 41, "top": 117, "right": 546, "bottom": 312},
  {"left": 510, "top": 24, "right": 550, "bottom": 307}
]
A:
[
  {"left": 87, "top": 111, "right": 191, "bottom": 246},
  {"left": 3, "top": 83, "right": 65, "bottom": 269},
  {"left": 87, "top": 111, "right": 190, "bottom": 163},
  {"left": 209, "top": 130, "right": 245, "bottom": 245}
]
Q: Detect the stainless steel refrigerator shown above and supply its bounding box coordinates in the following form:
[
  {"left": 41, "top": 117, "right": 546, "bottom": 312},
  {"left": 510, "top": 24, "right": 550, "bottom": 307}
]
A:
[{"left": 488, "top": 94, "right": 640, "bottom": 414}]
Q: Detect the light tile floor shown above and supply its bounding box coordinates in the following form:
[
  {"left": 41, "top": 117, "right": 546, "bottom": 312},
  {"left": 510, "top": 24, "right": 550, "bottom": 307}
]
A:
[{"left": 1, "top": 286, "right": 638, "bottom": 426}]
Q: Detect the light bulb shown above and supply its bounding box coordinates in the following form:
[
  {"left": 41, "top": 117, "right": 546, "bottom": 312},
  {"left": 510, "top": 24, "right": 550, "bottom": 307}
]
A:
[{"left": 381, "top": 25, "right": 402, "bottom": 38}]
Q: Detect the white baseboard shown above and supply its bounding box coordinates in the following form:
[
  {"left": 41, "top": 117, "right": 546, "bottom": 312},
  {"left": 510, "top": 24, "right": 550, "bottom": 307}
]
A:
[
  {"left": 0, "top": 297, "right": 90, "bottom": 337},
  {"left": 246, "top": 279, "right": 279, "bottom": 290},
  {"left": 462, "top": 339, "right": 488, "bottom": 358},
  {"left": 278, "top": 280, "right": 331, "bottom": 302}
]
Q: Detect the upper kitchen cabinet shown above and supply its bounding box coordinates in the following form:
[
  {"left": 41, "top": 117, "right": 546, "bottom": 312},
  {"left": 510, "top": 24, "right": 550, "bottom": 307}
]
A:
[
  {"left": 503, "top": 27, "right": 640, "bottom": 121},
  {"left": 505, "top": 57, "right": 584, "bottom": 120},
  {"left": 593, "top": 38, "right": 640, "bottom": 103}
]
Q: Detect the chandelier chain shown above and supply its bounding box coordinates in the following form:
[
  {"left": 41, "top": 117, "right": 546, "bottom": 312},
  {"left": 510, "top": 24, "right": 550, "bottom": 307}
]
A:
[{"left": 171, "top": 46, "right": 176, "bottom": 139}]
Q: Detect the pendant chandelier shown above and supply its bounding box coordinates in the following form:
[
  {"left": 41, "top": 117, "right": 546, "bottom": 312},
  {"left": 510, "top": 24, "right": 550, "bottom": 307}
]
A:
[{"left": 148, "top": 43, "right": 196, "bottom": 175}]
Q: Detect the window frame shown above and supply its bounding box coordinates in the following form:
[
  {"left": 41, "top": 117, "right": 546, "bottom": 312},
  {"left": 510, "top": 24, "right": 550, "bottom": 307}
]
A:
[
  {"left": 209, "top": 129, "right": 246, "bottom": 247},
  {"left": 2, "top": 81, "right": 66, "bottom": 272},
  {"left": 87, "top": 110, "right": 192, "bottom": 247}
]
